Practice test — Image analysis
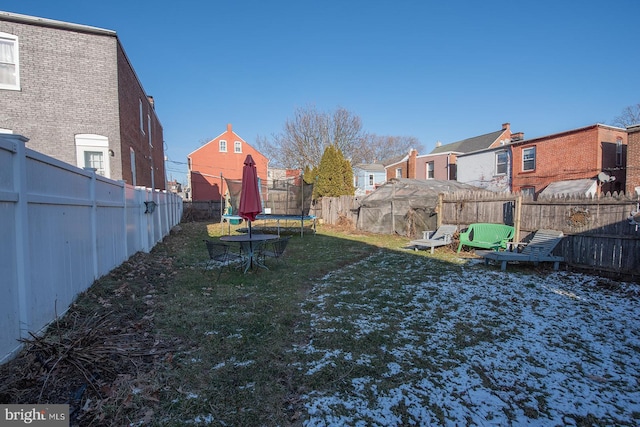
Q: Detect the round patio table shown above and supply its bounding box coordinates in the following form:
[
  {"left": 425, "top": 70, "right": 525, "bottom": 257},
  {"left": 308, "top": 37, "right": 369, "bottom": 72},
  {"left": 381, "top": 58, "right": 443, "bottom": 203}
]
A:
[{"left": 219, "top": 234, "right": 279, "bottom": 273}]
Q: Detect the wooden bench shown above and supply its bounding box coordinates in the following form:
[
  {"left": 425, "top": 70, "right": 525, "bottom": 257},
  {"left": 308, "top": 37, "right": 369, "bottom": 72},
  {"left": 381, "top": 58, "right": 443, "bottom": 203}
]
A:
[{"left": 457, "top": 223, "right": 514, "bottom": 253}]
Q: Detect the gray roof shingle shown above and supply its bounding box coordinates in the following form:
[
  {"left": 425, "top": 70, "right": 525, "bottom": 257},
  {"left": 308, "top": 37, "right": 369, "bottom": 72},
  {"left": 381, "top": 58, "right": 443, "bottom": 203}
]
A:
[{"left": 430, "top": 129, "right": 505, "bottom": 154}]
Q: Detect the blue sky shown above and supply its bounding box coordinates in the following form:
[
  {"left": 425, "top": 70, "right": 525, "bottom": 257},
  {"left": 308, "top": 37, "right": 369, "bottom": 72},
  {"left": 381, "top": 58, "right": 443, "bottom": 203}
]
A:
[{"left": 3, "top": 1, "right": 639, "bottom": 184}]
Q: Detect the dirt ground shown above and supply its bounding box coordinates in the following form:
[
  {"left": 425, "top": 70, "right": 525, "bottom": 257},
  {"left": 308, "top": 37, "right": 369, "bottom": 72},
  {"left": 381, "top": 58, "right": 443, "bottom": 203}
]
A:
[{"left": 0, "top": 239, "right": 182, "bottom": 426}]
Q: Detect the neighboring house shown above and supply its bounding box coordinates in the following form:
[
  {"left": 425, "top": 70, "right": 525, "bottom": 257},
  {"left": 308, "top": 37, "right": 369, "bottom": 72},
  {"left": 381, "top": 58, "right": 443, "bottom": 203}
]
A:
[
  {"left": 627, "top": 124, "right": 640, "bottom": 196},
  {"left": 188, "top": 124, "right": 268, "bottom": 201},
  {"left": 385, "top": 149, "right": 418, "bottom": 180},
  {"left": 423, "top": 123, "right": 521, "bottom": 182},
  {"left": 456, "top": 145, "right": 512, "bottom": 192},
  {"left": 353, "top": 163, "right": 386, "bottom": 195},
  {"left": 0, "top": 11, "right": 165, "bottom": 189},
  {"left": 510, "top": 124, "right": 627, "bottom": 197}
]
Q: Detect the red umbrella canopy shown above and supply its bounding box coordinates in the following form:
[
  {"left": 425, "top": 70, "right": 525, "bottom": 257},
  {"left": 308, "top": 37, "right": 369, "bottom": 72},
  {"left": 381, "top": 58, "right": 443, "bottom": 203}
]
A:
[{"left": 239, "top": 154, "right": 262, "bottom": 222}]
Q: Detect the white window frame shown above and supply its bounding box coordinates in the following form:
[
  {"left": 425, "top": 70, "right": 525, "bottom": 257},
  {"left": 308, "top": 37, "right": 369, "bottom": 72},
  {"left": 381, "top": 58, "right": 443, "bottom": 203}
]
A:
[
  {"left": 75, "top": 134, "right": 110, "bottom": 178},
  {"left": 368, "top": 174, "right": 374, "bottom": 186},
  {"left": 139, "top": 99, "right": 145, "bottom": 135},
  {"left": 219, "top": 140, "right": 227, "bottom": 152},
  {"left": 522, "top": 147, "right": 536, "bottom": 171},
  {"left": 147, "top": 114, "right": 152, "bottom": 147},
  {"left": 395, "top": 168, "right": 402, "bottom": 178},
  {"left": 130, "top": 147, "right": 137, "bottom": 186},
  {"left": 0, "top": 32, "right": 20, "bottom": 91},
  {"left": 496, "top": 151, "right": 508, "bottom": 175},
  {"left": 426, "top": 161, "right": 435, "bottom": 179},
  {"left": 234, "top": 141, "right": 242, "bottom": 153}
]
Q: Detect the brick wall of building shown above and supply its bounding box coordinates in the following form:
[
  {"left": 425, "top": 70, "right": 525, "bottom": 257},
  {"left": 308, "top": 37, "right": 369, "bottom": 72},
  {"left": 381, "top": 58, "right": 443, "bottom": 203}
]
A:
[
  {"left": 117, "top": 44, "right": 165, "bottom": 189},
  {"left": 0, "top": 14, "right": 164, "bottom": 189},
  {"left": 0, "top": 19, "right": 120, "bottom": 167},
  {"left": 627, "top": 125, "right": 640, "bottom": 196},
  {"left": 511, "top": 125, "right": 627, "bottom": 196}
]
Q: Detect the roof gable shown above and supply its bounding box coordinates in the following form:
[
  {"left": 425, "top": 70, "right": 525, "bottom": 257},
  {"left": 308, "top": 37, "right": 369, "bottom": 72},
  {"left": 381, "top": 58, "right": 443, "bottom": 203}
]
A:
[
  {"left": 354, "top": 163, "right": 386, "bottom": 172},
  {"left": 430, "top": 129, "right": 506, "bottom": 154}
]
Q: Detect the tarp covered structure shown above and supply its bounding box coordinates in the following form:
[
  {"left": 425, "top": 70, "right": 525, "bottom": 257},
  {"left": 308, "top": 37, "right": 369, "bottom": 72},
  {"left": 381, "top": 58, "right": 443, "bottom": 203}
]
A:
[
  {"left": 357, "top": 178, "right": 481, "bottom": 237},
  {"left": 224, "top": 176, "right": 314, "bottom": 217}
]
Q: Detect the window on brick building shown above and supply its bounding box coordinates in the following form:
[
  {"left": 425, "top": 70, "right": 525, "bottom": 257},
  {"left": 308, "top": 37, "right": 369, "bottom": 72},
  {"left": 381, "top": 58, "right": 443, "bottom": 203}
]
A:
[
  {"left": 616, "top": 138, "right": 623, "bottom": 167},
  {"left": 496, "top": 151, "right": 507, "bottom": 175},
  {"left": 396, "top": 168, "right": 402, "bottom": 178},
  {"left": 139, "top": 99, "right": 145, "bottom": 135},
  {"left": 147, "top": 114, "right": 152, "bottom": 147},
  {"left": 234, "top": 141, "right": 242, "bottom": 153},
  {"left": 75, "top": 134, "right": 110, "bottom": 178},
  {"left": 130, "top": 147, "right": 137, "bottom": 186},
  {"left": 0, "top": 32, "right": 20, "bottom": 90},
  {"left": 426, "top": 162, "right": 434, "bottom": 179},
  {"left": 522, "top": 147, "right": 536, "bottom": 171},
  {"left": 521, "top": 186, "right": 535, "bottom": 196},
  {"left": 219, "top": 140, "right": 227, "bottom": 152}
]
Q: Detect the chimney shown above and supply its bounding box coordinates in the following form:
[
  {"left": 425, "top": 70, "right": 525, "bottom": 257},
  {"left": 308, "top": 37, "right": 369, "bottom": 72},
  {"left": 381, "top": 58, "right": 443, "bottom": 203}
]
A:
[
  {"left": 408, "top": 148, "right": 417, "bottom": 179},
  {"left": 147, "top": 96, "right": 155, "bottom": 109},
  {"left": 502, "top": 122, "right": 510, "bottom": 131},
  {"left": 227, "top": 123, "right": 232, "bottom": 133},
  {"left": 436, "top": 141, "right": 442, "bottom": 147}
]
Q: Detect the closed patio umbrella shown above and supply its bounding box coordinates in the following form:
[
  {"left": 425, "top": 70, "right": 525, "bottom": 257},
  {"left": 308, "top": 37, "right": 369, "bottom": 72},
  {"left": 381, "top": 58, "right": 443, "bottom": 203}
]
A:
[{"left": 239, "top": 154, "right": 262, "bottom": 237}]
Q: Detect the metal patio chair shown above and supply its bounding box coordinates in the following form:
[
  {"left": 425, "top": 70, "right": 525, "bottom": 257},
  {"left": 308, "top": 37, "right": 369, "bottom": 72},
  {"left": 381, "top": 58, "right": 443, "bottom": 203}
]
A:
[
  {"left": 261, "top": 236, "right": 291, "bottom": 265},
  {"left": 204, "top": 239, "right": 243, "bottom": 281}
]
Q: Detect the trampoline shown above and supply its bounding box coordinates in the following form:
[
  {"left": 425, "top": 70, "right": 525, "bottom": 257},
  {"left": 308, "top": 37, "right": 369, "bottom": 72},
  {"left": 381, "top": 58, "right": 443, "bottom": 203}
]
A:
[
  {"left": 222, "top": 213, "right": 316, "bottom": 237},
  {"left": 222, "top": 174, "right": 315, "bottom": 236}
]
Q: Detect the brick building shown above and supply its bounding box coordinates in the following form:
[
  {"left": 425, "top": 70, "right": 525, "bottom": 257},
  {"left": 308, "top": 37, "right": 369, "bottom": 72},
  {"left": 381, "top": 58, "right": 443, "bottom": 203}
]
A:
[
  {"left": 188, "top": 124, "right": 268, "bottom": 202},
  {"left": 510, "top": 124, "right": 627, "bottom": 197},
  {"left": 0, "top": 11, "right": 164, "bottom": 189},
  {"left": 627, "top": 124, "right": 640, "bottom": 196},
  {"left": 385, "top": 149, "right": 418, "bottom": 181}
]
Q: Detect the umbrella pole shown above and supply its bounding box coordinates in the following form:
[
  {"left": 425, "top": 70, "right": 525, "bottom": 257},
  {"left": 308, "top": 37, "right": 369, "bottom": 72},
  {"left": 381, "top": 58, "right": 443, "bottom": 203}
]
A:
[{"left": 248, "top": 220, "right": 253, "bottom": 270}]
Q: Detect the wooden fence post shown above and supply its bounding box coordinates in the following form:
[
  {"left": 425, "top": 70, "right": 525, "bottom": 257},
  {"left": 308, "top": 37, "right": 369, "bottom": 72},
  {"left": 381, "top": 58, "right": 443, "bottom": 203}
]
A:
[{"left": 514, "top": 194, "right": 522, "bottom": 243}]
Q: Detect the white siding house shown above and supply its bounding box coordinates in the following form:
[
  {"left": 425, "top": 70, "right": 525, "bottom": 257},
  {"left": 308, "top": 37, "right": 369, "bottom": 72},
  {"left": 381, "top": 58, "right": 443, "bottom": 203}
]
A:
[{"left": 457, "top": 146, "right": 511, "bottom": 192}]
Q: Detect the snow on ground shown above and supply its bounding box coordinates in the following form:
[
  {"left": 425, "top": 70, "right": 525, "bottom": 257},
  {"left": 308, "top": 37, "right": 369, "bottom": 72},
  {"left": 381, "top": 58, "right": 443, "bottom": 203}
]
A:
[{"left": 294, "top": 253, "right": 640, "bottom": 426}]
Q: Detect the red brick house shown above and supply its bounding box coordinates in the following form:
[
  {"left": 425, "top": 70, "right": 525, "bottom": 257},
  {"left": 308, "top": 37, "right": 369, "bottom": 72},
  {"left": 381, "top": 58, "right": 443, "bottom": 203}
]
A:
[
  {"left": 188, "top": 124, "right": 268, "bottom": 201},
  {"left": 385, "top": 149, "right": 418, "bottom": 181},
  {"left": 627, "top": 124, "right": 640, "bottom": 196},
  {"left": 510, "top": 124, "right": 627, "bottom": 197}
]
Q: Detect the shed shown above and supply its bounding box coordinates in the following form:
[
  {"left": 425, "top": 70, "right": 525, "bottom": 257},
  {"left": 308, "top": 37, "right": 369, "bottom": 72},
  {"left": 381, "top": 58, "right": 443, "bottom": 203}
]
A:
[{"left": 356, "top": 178, "right": 481, "bottom": 237}]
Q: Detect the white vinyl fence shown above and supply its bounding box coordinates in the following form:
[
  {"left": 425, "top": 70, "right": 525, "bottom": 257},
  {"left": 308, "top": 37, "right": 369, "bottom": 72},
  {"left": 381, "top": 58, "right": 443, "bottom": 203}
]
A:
[{"left": 0, "top": 134, "right": 183, "bottom": 364}]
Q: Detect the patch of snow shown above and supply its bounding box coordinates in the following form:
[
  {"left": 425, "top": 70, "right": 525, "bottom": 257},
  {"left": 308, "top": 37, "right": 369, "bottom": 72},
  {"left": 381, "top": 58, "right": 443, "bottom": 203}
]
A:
[{"left": 296, "top": 252, "right": 640, "bottom": 426}]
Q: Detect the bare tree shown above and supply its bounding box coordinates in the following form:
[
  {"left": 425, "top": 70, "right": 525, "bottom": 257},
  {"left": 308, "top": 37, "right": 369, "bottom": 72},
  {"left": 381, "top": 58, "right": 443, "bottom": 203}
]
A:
[
  {"left": 257, "top": 105, "right": 424, "bottom": 169},
  {"left": 612, "top": 103, "right": 640, "bottom": 128},
  {"left": 356, "top": 134, "right": 424, "bottom": 165}
]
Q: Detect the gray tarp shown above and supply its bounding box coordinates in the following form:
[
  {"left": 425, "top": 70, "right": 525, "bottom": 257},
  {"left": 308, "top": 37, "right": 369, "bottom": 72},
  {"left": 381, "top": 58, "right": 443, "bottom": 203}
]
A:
[{"left": 357, "top": 178, "right": 480, "bottom": 237}]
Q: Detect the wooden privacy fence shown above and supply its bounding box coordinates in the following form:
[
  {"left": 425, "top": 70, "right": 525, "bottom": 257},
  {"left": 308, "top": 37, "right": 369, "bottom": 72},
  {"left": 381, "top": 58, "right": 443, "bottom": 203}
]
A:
[
  {"left": 316, "top": 191, "right": 640, "bottom": 279},
  {"left": 440, "top": 191, "right": 639, "bottom": 278}
]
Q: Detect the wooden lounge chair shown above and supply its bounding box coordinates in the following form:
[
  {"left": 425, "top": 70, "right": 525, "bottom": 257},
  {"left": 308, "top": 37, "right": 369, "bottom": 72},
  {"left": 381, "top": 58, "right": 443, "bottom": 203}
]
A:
[
  {"left": 407, "top": 225, "right": 457, "bottom": 254},
  {"left": 480, "top": 229, "right": 564, "bottom": 271}
]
